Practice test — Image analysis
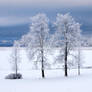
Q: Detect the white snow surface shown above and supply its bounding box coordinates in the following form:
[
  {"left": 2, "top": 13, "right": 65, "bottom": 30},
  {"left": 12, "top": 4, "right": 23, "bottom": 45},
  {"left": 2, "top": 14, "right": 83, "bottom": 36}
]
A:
[
  {"left": 0, "top": 69, "right": 92, "bottom": 92},
  {"left": 0, "top": 47, "right": 92, "bottom": 92},
  {"left": 0, "top": 47, "right": 92, "bottom": 70}
]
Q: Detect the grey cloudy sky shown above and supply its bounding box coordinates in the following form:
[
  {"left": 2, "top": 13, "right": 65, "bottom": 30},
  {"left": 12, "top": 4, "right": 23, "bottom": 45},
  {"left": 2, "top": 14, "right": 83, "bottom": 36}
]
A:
[
  {"left": 0, "top": 0, "right": 92, "bottom": 26},
  {"left": 0, "top": 0, "right": 92, "bottom": 7}
]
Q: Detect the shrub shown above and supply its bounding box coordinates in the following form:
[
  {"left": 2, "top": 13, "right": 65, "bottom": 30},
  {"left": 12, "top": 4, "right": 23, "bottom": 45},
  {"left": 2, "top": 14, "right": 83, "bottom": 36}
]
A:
[{"left": 5, "top": 73, "right": 22, "bottom": 79}]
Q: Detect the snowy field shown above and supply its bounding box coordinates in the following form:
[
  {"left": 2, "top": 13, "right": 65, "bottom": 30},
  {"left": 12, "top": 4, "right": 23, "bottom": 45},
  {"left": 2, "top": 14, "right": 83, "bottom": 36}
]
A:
[
  {"left": 0, "top": 47, "right": 92, "bottom": 92},
  {"left": 0, "top": 69, "right": 92, "bottom": 92}
]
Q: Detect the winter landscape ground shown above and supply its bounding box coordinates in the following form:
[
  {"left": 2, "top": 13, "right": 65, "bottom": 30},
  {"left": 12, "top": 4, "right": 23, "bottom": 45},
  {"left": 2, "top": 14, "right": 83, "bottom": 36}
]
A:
[{"left": 0, "top": 47, "right": 92, "bottom": 92}]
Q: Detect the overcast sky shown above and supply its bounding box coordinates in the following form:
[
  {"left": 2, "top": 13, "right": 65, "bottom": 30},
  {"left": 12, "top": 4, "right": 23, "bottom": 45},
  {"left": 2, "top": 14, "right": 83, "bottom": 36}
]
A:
[
  {"left": 0, "top": 0, "right": 92, "bottom": 7},
  {"left": 0, "top": 0, "right": 92, "bottom": 26}
]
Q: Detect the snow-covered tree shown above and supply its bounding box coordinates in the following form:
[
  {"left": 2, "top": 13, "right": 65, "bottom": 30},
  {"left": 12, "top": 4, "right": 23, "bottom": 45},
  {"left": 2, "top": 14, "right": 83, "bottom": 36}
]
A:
[
  {"left": 76, "top": 45, "right": 84, "bottom": 75},
  {"left": 53, "top": 13, "right": 82, "bottom": 77},
  {"left": 20, "top": 13, "right": 50, "bottom": 78},
  {"left": 10, "top": 40, "right": 21, "bottom": 77}
]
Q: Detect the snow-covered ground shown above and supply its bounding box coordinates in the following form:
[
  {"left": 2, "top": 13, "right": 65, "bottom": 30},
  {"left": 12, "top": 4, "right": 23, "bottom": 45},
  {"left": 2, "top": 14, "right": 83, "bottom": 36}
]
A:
[
  {"left": 0, "top": 47, "right": 92, "bottom": 92},
  {"left": 0, "top": 47, "right": 92, "bottom": 70},
  {"left": 0, "top": 69, "right": 92, "bottom": 92}
]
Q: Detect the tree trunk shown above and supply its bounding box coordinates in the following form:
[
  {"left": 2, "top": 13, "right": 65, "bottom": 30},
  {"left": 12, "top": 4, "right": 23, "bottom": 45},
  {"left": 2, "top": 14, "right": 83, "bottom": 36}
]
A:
[
  {"left": 15, "top": 64, "right": 18, "bottom": 75},
  {"left": 78, "top": 64, "right": 80, "bottom": 75},
  {"left": 78, "top": 48, "right": 80, "bottom": 75},
  {"left": 64, "top": 23, "right": 68, "bottom": 77},
  {"left": 15, "top": 50, "right": 18, "bottom": 77},
  {"left": 41, "top": 50, "right": 45, "bottom": 78},
  {"left": 42, "top": 69, "right": 45, "bottom": 78},
  {"left": 15, "top": 58, "right": 18, "bottom": 78},
  {"left": 40, "top": 26, "right": 45, "bottom": 78},
  {"left": 64, "top": 42, "right": 68, "bottom": 77}
]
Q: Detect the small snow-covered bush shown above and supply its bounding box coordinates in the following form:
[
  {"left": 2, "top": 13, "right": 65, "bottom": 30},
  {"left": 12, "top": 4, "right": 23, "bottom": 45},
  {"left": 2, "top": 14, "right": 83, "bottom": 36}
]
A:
[{"left": 5, "top": 73, "right": 22, "bottom": 79}]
